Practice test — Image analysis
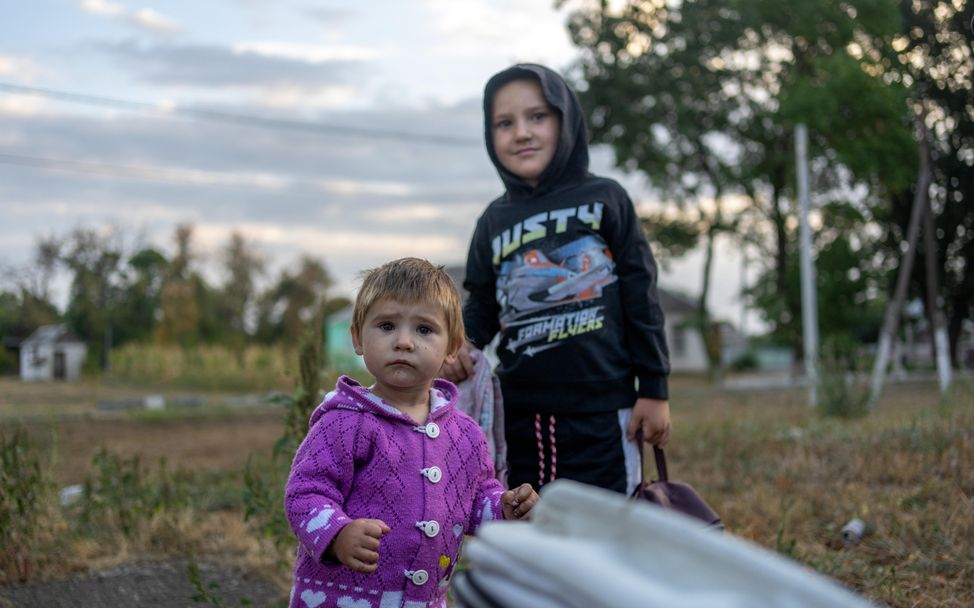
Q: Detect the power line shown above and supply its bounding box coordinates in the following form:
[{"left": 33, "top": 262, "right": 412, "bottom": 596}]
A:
[
  {"left": 0, "top": 151, "right": 277, "bottom": 187},
  {"left": 0, "top": 82, "right": 482, "bottom": 147}
]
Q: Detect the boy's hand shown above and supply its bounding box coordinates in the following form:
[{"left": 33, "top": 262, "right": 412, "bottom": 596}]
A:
[
  {"left": 439, "top": 341, "right": 475, "bottom": 382},
  {"left": 627, "top": 398, "right": 671, "bottom": 448},
  {"left": 329, "top": 518, "right": 390, "bottom": 573},
  {"left": 501, "top": 483, "right": 539, "bottom": 520}
]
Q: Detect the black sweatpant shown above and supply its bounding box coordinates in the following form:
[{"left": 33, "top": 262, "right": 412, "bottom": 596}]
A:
[{"left": 504, "top": 408, "right": 629, "bottom": 494}]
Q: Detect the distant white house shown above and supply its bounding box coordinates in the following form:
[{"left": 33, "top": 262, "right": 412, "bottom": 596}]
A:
[
  {"left": 657, "top": 289, "right": 710, "bottom": 373},
  {"left": 19, "top": 324, "right": 87, "bottom": 381}
]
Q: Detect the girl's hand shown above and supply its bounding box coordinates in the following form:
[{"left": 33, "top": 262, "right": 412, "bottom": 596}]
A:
[
  {"left": 627, "top": 398, "right": 671, "bottom": 447},
  {"left": 439, "top": 341, "right": 475, "bottom": 382},
  {"left": 502, "top": 483, "right": 539, "bottom": 520},
  {"left": 329, "top": 518, "right": 390, "bottom": 573}
]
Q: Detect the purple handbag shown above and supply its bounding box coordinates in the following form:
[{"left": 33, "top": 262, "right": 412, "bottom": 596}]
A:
[{"left": 632, "top": 437, "right": 723, "bottom": 531}]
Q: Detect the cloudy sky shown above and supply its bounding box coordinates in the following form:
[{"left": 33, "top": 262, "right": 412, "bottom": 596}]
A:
[{"left": 0, "top": 0, "right": 756, "bottom": 330}]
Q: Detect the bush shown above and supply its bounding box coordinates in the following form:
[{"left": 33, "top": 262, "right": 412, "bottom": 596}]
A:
[
  {"left": 242, "top": 326, "right": 325, "bottom": 563},
  {"left": 109, "top": 343, "right": 294, "bottom": 391},
  {"left": 0, "top": 348, "right": 18, "bottom": 375},
  {"left": 730, "top": 350, "right": 759, "bottom": 371},
  {"left": 816, "top": 336, "right": 869, "bottom": 418},
  {"left": 75, "top": 450, "right": 191, "bottom": 538},
  {"left": 0, "top": 426, "right": 55, "bottom": 583}
]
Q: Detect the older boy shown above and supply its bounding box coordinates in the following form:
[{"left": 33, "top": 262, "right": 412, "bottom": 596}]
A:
[{"left": 443, "top": 64, "right": 671, "bottom": 495}]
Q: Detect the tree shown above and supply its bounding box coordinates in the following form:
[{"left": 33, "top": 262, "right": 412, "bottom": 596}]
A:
[
  {"left": 255, "top": 256, "right": 331, "bottom": 346},
  {"left": 747, "top": 200, "right": 885, "bottom": 359},
  {"left": 563, "top": 0, "right": 744, "bottom": 375},
  {"left": 61, "top": 227, "right": 127, "bottom": 371},
  {"left": 0, "top": 290, "right": 60, "bottom": 340},
  {"left": 33, "top": 235, "right": 62, "bottom": 305},
  {"left": 157, "top": 224, "right": 203, "bottom": 346},
  {"left": 561, "top": 0, "right": 914, "bottom": 361},
  {"left": 218, "top": 231, "right": 265, "bottom": 341},
  {"left": 119, "top": 247, "right": 168, "bottom": 343},
  {"left": 897, "top": 0, "right": 974, "bottom": 366},
  {"left": 0, "top": 238, "right": 63, "bottom": 341}
]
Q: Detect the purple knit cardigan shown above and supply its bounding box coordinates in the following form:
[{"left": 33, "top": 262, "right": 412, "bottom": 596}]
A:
[{"left": 284, "top": 375, "right": 506, "bottom": 608}]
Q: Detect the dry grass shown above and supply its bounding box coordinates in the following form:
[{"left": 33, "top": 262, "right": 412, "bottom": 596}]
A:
[
  {"left": 671, "top": 377, "right": 974, "bottom": 607},
  {"left": 1, "top": 374, "right": 971, "bottom": 606}
]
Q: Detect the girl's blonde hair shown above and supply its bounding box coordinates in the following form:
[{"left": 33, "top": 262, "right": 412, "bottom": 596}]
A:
[{"left": 351, "top": 258, "right": 465, "bottom": 354}]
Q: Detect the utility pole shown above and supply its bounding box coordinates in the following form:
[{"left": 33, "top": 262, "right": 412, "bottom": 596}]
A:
[
  {"left": 917, "top": 114, "right": 952, "bottom": 395},
  {"left": 796, "top": 124, "right": 819, "bottom": 407},
  {"left": 867, "top": 111, "right": 932, "bottom": 409}
]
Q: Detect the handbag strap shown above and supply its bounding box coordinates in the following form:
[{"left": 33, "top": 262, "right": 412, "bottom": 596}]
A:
[{"left": 635, "top": 431, "right": 668, "bottom": 483}]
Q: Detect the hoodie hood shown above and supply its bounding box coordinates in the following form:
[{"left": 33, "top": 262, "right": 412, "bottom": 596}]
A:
[
  {"left": 483, "top": 64, "right": 590, "bottom": 199},
  {"left": 308, "top": 375, "right": 458, "bottom": 428}
]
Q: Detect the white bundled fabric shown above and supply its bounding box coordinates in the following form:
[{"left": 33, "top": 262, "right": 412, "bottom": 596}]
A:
[{"left": 459, "top": 479, "right": 875, "bottom": 608}]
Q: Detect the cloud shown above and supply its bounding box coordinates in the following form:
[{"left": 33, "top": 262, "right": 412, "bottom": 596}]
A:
[
  {"left": 362, "top": 202, "right": 485, "bottom": 224},
  {"left": 420, "top": 0, "right": 574, "bottom": 63},
  {"left": 233, "top": 41, "right": 380, "bottom": 64},
  {"left": 0, "top": 55, "right": 45, "bottom": 80},
  {"left": 301, "top": 7, "right": 356, "bottom": 24},
  {"left": 79, "top": 0, "right": 124, "bottom": 18},
  {"left": 316, "top": 178, "right": 413, "bottom": 198},
  {"left": 79, "top": 0, "right": 181, "bottom": 34},
  {"left": 129, "top": 8, "right": 180, "bottom": 33},
  {"left": 0, "top": 96, "right": 494, "bottom": 287},
  {"left": 0, "top": 95, "right": 48, "bottom": 117},
  {"left": 96, "top": 40, "right": 367, "bottom": 93}
]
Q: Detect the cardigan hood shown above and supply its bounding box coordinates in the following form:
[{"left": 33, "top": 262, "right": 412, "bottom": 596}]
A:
[{"left": 309, "top": 375, "right": 459, "bottom": 428}]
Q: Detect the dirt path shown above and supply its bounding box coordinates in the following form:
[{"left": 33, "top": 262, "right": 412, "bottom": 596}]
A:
[{"left": 0, "top": 560, "right": 286, "bottom": 607}]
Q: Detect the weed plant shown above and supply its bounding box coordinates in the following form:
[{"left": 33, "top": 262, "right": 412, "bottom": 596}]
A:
[
  {"left": 0, "top": 426, "right": 56, "bottom": 583},
  {"left": 816, "top": 336, "right": 870, "bottom": 418},
  {"left": 75, "top": 450, "right": 191, "bottom": 538},
  {"left": 242, "top": 325, "right": 326, "bottom": 568}
]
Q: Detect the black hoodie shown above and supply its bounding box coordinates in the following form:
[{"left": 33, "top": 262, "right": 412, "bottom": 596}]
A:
[{"left": 463, "top": 64, "right": 669, "bottom": 414}]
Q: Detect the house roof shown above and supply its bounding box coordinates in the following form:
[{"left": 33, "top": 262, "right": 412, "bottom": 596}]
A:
[
  {"left": 657, "top": 288, "right": 697, "bottom": 315},
  {"left": 22, "top": 324, "right": 84, "bottom": 346}
]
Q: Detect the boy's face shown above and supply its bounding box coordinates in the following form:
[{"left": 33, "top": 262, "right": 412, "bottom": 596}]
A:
[
  {"left": 491, "top": 78, "right": 560, "bottom": 187},
  {"left": 351, "top": 297, "right": 456, "bottom": 399}
]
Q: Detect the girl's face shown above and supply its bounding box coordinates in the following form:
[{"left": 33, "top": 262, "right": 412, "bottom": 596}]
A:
[
  {"left": 491, "top": 79, "right": 560, "bottom": 187},
  {"left": 351, "top": 297, "right": 455, "bottom": 404}
]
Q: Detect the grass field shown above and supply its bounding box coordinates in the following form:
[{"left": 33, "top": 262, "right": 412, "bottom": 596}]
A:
[{"left": 0, "top": 373, "right": 971, "bottom": 607}]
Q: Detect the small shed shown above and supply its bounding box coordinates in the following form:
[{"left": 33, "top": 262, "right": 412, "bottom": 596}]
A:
[{"left": 19, "top": 324, "right": 87, "bottom": 381}]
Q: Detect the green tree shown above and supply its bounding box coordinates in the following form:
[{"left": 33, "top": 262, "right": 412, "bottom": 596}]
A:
[
  {"left": 746, "top": 200, "right": 885, "bottom": 355},
  {"left": 896, "top": 0, "right": 974, "bottom": 366},
  {"left": 0, "top": 239, "right": 63, "bottom": 343},
  {"left": 255, "top": 256, "right": 331, "bottom": 346},
  {"left": 119, "top": 247, "right": 168, "bottom": 343},
  {"left": 61, "top": 228, "right": 126, "bottom": 371},
  {"left": 0, "top": 289, "right": 60, "bottom": 374},
  {"left": 157, "top": 224, "right": 204, "bottom": 346},
  {"left": 561, "top": 0, "right": 915, "bottom": 360},
  {"left": 32, "top": 235, "right": 62, "bottom": 305},
  {"left": 218, "top": 231, "right": 265, "bottom": 343}
]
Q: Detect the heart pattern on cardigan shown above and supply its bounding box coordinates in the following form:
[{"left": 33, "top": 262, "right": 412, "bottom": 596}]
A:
[
  {"left": 306, "top": 507, "right": 335, "bottom": 533},
  {"left": 300, "top": 589, "right": 327, "bottom": 608}
]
